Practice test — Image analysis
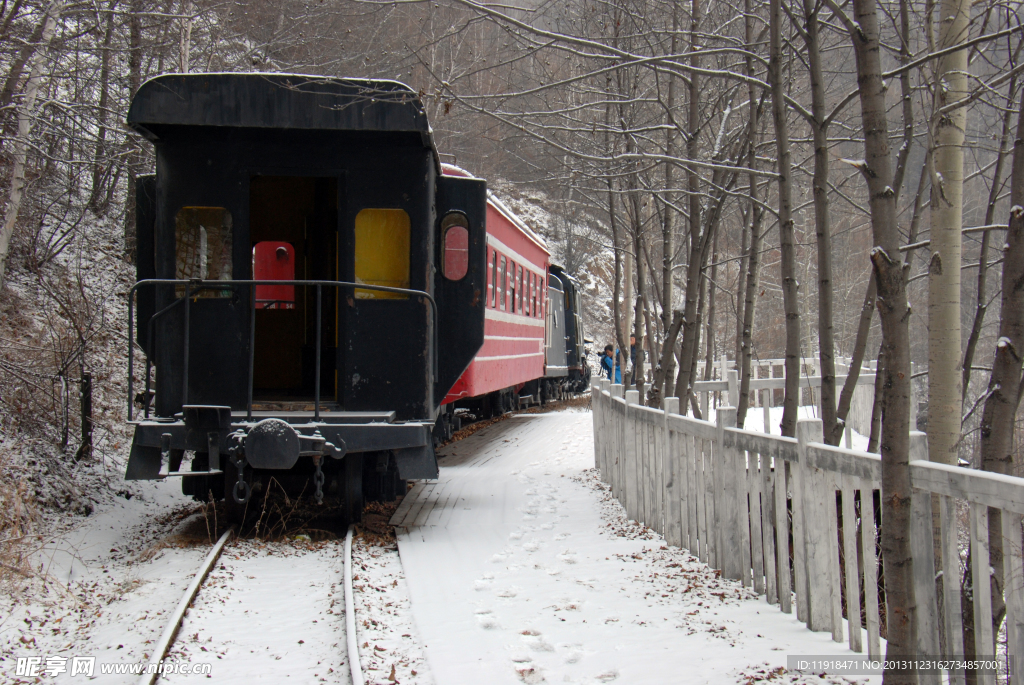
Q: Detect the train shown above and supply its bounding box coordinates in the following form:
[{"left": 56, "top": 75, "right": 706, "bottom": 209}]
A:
[
  {"left": 122, "top": 73, "right": 588, "bottom": 522},
  {"left": 432, "top": 165, "right": 590, "bottom": 443}
]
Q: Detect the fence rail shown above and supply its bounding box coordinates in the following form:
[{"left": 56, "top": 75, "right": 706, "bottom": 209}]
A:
[
  {"left": 592, "top": 379, "right": 1023, "bottom": 685},
  {"left": 638, "top": 354, "right": 893, "bottom": 440}
]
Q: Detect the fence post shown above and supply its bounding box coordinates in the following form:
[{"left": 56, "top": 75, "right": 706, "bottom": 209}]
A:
[
  {"left": 625, "top": 390, "right": 640, "bottom": 524},
  {"left": 795, "top": 418, "right": 834, "bottom": 632},
  {"left": 909, "top": 431, "right": 940, "bottom": 682},
  {"left": 664, "top": 397, "right": 681, "bottom": 548},
  {"left": 727, "top": 369, "right": 738, "bottom": 410},
  {"left": 716, "top": 405, "right": 745, "bottom": 582},
  {"left": 653, "top": 402, "right": 665, "bottom": 536},
  {"left": 611, "top": 383, "right": 623, "bottom": 501},
  {"left": 594, "top": 380, "right": 605, "bottom": 481},
  {"left": 1001, "top": 510, "right": 1024, "bottom": 685}
]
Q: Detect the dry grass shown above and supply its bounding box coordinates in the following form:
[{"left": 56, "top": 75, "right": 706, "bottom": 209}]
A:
[{"left": 0, "top": 454, "right": 40, "bottom": 586}]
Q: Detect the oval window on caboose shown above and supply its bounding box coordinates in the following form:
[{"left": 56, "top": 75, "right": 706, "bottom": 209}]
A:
[{"left": 441, "top": 212, "right": 469, "bottom": 281}]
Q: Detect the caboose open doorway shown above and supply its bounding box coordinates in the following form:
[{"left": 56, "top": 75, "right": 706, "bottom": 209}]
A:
[{"left": 249, "top": 175, "right": 339, "bottom": 407}]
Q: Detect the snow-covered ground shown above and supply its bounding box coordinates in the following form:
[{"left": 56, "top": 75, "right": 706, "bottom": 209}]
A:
[
  {"left": 394, "top": 409, "right": 876, "bottom": 685},
  {"left": 3, "top": 478, "right": 212, "bottom": 683},
  {"left": 5, "top": 405, "right": 877, "bottom": 685},
  {"left": 727, "top": 403, "right": 872, "bottom": 452}
]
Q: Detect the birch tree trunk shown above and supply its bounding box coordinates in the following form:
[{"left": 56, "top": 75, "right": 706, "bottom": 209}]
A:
[
  {"left": 846, "top": 0, "right": 918, "bottom": 675},
  {"left": 736, "top": 0, "right": 763, "bottom": 427},
  {"left": 179, "top": 0, "right": 193, "bottom": 73},
  {"left": 703, "top": 230, "right": 718, "bottom": 381},
  {"left": 660, "top": 7, "right": 678, "bottom": 332},
  {"left": 0, "top": 1, "right": 61, "bottom": 290},
  {"left": 927, "top": 0, "right": 969, "bottom": 466},
  {"left": 768, "top": 0, "right": 801, "bottom": 438},
  {"left": 962, "top": 73, "right": 1017, "bottom": 401},
  {"left": 673, "top": 0, "right": 706, "bottom": 410},
  {"left": 124, "top": 0, "right": 143, "bottom": 258},
  {"left": 802, "top": 0, "right": 838, "bottom": 441},
  {"left": 88, "top": 0, "right": 117, "bottom": 213},
  {"left": 967, "top": 79, "right": 1024, "bottom": 676}
]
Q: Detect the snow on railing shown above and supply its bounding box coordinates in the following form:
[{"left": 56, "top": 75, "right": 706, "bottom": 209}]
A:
[{"left": 591, "top": 378, "right": 1023, "bottom": 683}]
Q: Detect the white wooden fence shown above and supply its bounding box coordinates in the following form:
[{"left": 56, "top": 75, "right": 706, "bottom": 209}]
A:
[
  {"left": 635, "top": 354, "right": 896, "bottom": 440},
  {"left": 592, "top": 379, "right": 1022, "bottom": 685}
]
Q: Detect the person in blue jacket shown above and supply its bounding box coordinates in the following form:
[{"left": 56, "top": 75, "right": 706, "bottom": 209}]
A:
[{"left": 600, "top": 344, "right": 621, "bottom": 383}]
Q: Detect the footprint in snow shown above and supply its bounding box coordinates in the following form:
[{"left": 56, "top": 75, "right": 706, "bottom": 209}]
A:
[
  {"left": 553, "top": 533, "right": 569, "bottom": 540},
  {"left": 492, "top": 553, "right": 508, "bottom": 563},
  {"left": 475, "top": 608, "right": 500, "bottom": 629},
  {"left": 595, "top": 670, "right": 619, "bottom": 682},
  {"left": 497, "top": 588, "right": 518, "bottom": 598},
  {"left": 539, "top": 523, "right": 554, "bottom": 530},
  {"left": 509, "top": 531, "right": 524, "bottom": 540},
  {"left": 561, "top": 644, "right": 584, "bottom": 664},
  {"left": 557, "top": 552, "right": 578, "bottom": 564},
  {"left": 519, "top": 630, "right": 555, "bottom": 652},
  {"left": 515, "top": 664, "right": 545, "bottom": 684},
  {"left": 523, "top": 541, "right": 540, "bottom": 552}
]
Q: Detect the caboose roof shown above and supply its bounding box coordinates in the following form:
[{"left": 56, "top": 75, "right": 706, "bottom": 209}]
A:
[{"left": 126, "top": 73, "right": 432, "bottom": 142}]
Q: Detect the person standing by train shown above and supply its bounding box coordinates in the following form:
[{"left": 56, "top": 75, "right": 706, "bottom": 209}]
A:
[{"left": 601, "top": 345, "right": 621, "bottom": 383}]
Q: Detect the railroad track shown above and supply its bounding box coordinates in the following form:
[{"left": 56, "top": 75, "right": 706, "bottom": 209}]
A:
[{"left": 139, "top": 526, "right": 364, "bottom": 685}]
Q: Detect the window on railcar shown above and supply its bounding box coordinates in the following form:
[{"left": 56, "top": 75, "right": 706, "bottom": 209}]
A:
[
  {"left": 514, "top": 266, "right": 519, "bottom": 314},
  {"left": 354, "top": 209, "right": 410, "bottom": 299},
  {"left": 441, "top": 212, "right": 470, "bottom": 280},
  {"left": 528, "top": 272, "right": 534, "bottom": 316},
  {"left": 510, "top": 260, "right": 516, "bottom": 313},
  {"left": 536, "top": 273, "right": 541, "bottom": 316},
  {"left": 499, "top": 255, "right": 506, "bottom": 310},
  {"left": 512, "top": 266, "right": 518, "bottom": 314},
  {"left": 490, "top": 250, "right": 496, "bottom": 307},
  {"left": 174, "top": 207, "right": 232, "bottom": 298}
]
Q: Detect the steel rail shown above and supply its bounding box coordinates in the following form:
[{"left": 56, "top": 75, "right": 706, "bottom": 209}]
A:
[
  {"left": 344, "top": 525, "right": 364, "bottom": 685},
  {"left": 137, "top": 527, "right": 234, "bottom": 685}
]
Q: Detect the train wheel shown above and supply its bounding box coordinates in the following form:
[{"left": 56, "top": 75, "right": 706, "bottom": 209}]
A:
[{"left": 344, "top": 453, "right": 364, "bottom": 524}]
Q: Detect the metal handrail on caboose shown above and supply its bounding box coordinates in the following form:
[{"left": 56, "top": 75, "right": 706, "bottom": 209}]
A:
[{"left": 127, "top": 279, "right": 438, "bottom": 424}]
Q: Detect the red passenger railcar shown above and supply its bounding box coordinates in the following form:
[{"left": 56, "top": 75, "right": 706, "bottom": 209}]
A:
[{"left": 439, "top": 164, "right": 550, "bottom": 419}]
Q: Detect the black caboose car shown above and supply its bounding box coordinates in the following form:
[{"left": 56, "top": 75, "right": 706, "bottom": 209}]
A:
[{"left": 124, "top": 74, "right": 487, "bottom": 521}]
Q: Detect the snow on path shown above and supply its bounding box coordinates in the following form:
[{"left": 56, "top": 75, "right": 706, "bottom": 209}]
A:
[{"left": 394, "top": 410, "right": 876, "bottom": 685}]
